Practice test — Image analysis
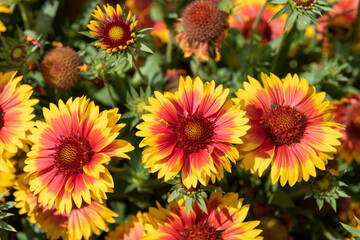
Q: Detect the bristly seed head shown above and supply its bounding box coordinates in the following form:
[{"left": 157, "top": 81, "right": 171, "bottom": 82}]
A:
[
  {"left": 293, "top": 0, "right": 317, "bottom": 9},
  {"left": 181, "top": 0, "right": 228, "bottom": 42}
]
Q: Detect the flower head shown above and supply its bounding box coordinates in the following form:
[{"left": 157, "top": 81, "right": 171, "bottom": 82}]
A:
[
  {"left": 88, "top": 4, "right": 138, "bottom": 53},
  {"left": 136, "top": 76, "right": 249, "bottom": 189},
  {"left": 176, "top": 0, "right": 228, "bottom": 62},
  {"left": 106, "top": 211, "right": 147, "bottom": 240},
  {"left": 234, "top": 73, "right": 343, "bottom": 186},
  {"left": 24, "top": 97, "right": 134, "bottom": 213},
  {"left": 14, "top": 174, "right": 118, "bottom": 240},
  {"left": 331, "top": 93, "right": 360, "bottom": 165},
  {"left": 229, "top": 0, "right": 286, "bottom": 43},
  {"left": 41, "top": 46, "right": 82, "bottom": 90},
  {"left": 143, "top": 192, "right": 262, "bottom": 240},
  {"left": 0, "top": 71, "right": 38, "bottom": 172},
  {"left": 317, "top": 0, "right": 358, "bottom": 48}
]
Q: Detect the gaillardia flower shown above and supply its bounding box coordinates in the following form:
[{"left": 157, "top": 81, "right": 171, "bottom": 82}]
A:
[
  {"left": 24, "top": 97, "right": 134, "bottom": 213},
  {"left": 175, "top": 0, "right": 228, "bottom": 62},
  {"left": 88, "top": 4, "right": 138, "bottom": 53},
  {"left": 136, "top": 76, "right": 249, "bottom": 189},
  {"left": 317, "top": 0, "right": 358, "bottom": 48},
  {"left": 0, "top": 71, "right": 38, "bottom": 172},
  {"left": 331, "top": 93, "right": 360, "bottom": 165},
  {"left": 106, "top": 211, "right": 147, "bottom": 240},
  {"left": 41, "top": 46, "right": 82, "bottom": 90},
  {"left": 234, "top": 73, "right": 343, "bottom": 186},
  {"left": 229, "top": 0, "right": 286, "bottom": 43},
  {"left": 143, "top": 192, "right": 262, "bottom": 240},
  {"left": 14, "top": 174, "right": 118, "bottom": 240}
]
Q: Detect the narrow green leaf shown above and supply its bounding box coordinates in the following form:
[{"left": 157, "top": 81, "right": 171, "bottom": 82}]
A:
[
  {"left": 196, "top": 197, "right": 208, "bottom": 215},
  {"left": 185, "top": 196, "right": 193, "bottom": 216},
  {"left": 0, "top": 220, "right": 16, "bottom": 232},
  {"left": 137, "top": 28, "right": 153, "bottom": 33},
  {"left": 341, "top": 222, "right": 360, "bottom": 237},
  {"left": 79, "top": 31, "right": 96, "bottom": 39},
  {"left": 0, "top": 191, "right": 8, "bottom": 201},
  {"left": 316, "top": 198, "right": 324, "bottom": 210},
  {"left": 140, "top": 43, "right": 154, "bottom": 54},
  {"left": 168, "top": 188, "right": 180, "bottom": 202}
]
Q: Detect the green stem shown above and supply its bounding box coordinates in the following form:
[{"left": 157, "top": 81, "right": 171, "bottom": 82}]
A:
[
  {"left": 102, "top": 77, "right": 116, "bottom": 108},
  {"left": 107, "top": 166, "right": 126, "bottom": 173},
  {"left": 270, "top": 14, "right": 290, "bottom": 73},
  {"left": 130, "top": 50, "right": 149, "bottom": 86},
  {"left": 193, "top": 57, "right": 201, "bottom": 77},
  {"left": 250, "top": 0, "right": 269, "bottom": 38},
  {"left": 165, "top": 38, "right": 173, "bottom": 65},
  {"left": 18, "top": 2, "right": 30, "bottom": 30}
]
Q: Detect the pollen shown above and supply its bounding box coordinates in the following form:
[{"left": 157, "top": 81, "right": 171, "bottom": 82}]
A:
[
  {"left": 181, "top": 0, "right": 228, "bottom": 42},
  {"left": 180, "top": 222, "right": 222, "bottom": 240},
  {"left": 53, "top": 134, "right": 94, "bottom": 175},
  {"left": 108, "top": 26, "right": 124, "bottom": 41},
  {"left": 264, "top": 105, "right": 306, "bottom": 146},
  {"left": 173, "top": 111, "right": 214, "bottom": 154}
]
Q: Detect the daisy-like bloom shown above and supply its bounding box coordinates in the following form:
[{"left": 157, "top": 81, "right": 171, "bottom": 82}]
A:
[
  {"left": 88, "top": 4, "right": 138, "bottom": 53},
  {"left": 229, "top": 0, "right": 286, "bottom": 43},
  {"left": 331, "top": 93, "right": 360, "bottom": 165},
  {"left": 234, "top": 73, "right": 343, "bottom": 186},
  {"left": 175, "top": 0, "right": 228, "bottom": 62},
  {"left": 24, "top": 96, "right": 134, "bottom": 213},
  {"left": 106, "top": 211, "right": 147, "bottom": 240},
  {"left": 41, "top": 46, "right": 82, "bottom": 90},
  {"left": 136, "top": 76, "right": 249, "bottom": 189},
  {"left": 143, "top": 192, "right": 262, "bottom": 240},
  {"left": 0, "top": 1, "right": 10, "bottom": 34},
  {"left": 317, "top": 0, "right": 359, "bottom": 49},
  {"left": 150, "top": 21, "right": 170, "bottom": 47},
  {"left": 14, "top": 174, "right": 118, "bottom": 240},
  {"left": 0, "top": 71, "right": 38, "bottom": 172}
]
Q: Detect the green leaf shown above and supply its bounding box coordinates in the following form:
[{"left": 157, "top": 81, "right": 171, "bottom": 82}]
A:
[
  {"left": 78, "top": 31, "right": 96, "bottom": 39},
  {"left": 196, "top": 196, "right": 208, "bottom": 215},
  {"left": 0, "top": 220, "right": 16, "bottom": 232},
  {"left": 168, "top": 188, "right": 180, "bottom": 202},
  {"left": 341, "top": 222, "right": 360, "bottom": 237},
  {"left": 140, "top": 43, "right": 154, "bottom": 54},
  {"left": 270, "top": 0, "right": 287, "bottom": 3},
  {"left": 137, "top": 28, "right": 153, "bottom": 33},
  {"left": 0, "top": 191, "right": 9, "bottom": 201},
  {"left": 285, "top": 12, "right": 297, "bottom": 31},
  {"left": 316, "top": 198, "right": 324, "bottom": 210},
  {"left": 185, "top": 196, "right": 193, "bottom": 216},
  {"left": 268, "top": 5, "right": 289, "bottom": 22}
]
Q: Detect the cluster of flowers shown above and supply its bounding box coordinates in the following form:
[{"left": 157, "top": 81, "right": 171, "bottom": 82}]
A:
[{"left": 1, "top": 0, "right": 360, "bottom": 239}]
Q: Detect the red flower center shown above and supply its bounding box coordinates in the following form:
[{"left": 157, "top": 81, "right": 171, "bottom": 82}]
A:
[
  {"left": 0, "top": 105, "right": 4, "bottom": 130},
  {"left": 104, "top": 21, "right": 132, "bottom": 48},
  {"left": 182, "top": 0, "right": 227, "bottom": 42},
  {"left": 180, "top": 222, "right": 222, "bottom": 240},
  {"left": 264, "top": 105, "right": 306, "bottom": 146},
  {"left": 293, "top": 0, "right": 316, "bottom": 8},
  {"left": 243, "top": 18, "right": 272, "bottom": 43},
  {"left": 53, "top": 134, "right": 93, "bottom": 175},
  {"left": 346, "top": 102, "right": 360, "bottom": 139},
  {"left": 173, "top": 111, "right": 214, "bottom": 154}
]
